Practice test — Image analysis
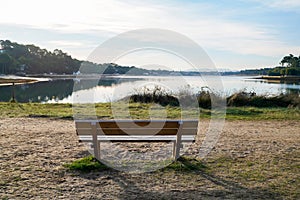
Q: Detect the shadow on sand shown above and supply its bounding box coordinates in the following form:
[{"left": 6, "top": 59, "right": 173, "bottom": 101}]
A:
[{"left": 69, "top": 154, "right": 282, "bottom": 200}]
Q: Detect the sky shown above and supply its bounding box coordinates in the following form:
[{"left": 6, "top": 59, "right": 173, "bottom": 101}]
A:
[{"left": 0, "top": 0, "right": 300, "bottom": 70}]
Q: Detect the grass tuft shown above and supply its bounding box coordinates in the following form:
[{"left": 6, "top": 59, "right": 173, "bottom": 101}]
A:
[{"left": 63, "top": 156, "right": 109, "bottom": 172}]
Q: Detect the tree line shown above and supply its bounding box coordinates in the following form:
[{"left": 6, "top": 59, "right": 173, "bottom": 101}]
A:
[
  {"left": 1, "top": 39, "right": 299, "bottom": 76},
  {"left": 0, "top": 40, "right": 82, "bottom": 74},
  {"left": 0, "top": 40, "right": 178, "bottom": 76},
  {"left": 234, "top": 54, "right": 300, "bottom": 76}
]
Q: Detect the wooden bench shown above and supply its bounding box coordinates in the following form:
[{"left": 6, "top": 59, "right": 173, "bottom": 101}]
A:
[{"left": 75, "top": 120, "right": 198, "bottom": 160}]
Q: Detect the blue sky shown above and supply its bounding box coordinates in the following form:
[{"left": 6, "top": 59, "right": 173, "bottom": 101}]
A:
[{"left": 0, "top": 0, "right": 300, "bottom": 70}]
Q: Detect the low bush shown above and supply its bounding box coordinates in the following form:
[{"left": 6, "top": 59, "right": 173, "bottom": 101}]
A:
[
  {"left": 129, "top": 86, "right": 179, "bottom": 107},
  {"left": 129, "top": 85, "right": 300, "bottom": 108},
  {"left": 227, "top": 92, "right": 300, "bottom": 108}
]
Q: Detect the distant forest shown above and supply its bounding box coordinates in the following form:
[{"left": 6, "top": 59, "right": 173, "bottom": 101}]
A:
[
  {"left": 224, "top": 54, "right": 300, "bottom": 76},
  {"left": 0, "top": 40, "right": 81, "bottom": 74},
  {"left": 0, "top": 40, "right": 175, "bottom": 76},
  {"left": 1, "top": 39, "right": 299, "bottom": 76}
]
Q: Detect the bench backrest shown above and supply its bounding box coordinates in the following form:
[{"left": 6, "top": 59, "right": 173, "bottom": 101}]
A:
[{"left": 75, "top": 120, "right": 198, "bottom": 137}]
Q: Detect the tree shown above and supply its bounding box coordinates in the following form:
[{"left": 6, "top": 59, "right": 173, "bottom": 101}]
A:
[
  {"left": 0, "top": 53, "right": 14, "bottom": 74},
  {"left": 280, "top": 54, "right": 300, "bottom": 68}
]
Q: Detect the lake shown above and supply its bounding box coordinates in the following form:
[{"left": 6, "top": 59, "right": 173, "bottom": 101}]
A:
[{"left": 0, "top": 75, "right": 299, "bottom": 103}]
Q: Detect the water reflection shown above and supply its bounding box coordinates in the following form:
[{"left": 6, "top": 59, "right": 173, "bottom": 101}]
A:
[
  {"left": 0, "top": 77, "right": 140, "bottom": 103},
  {"left": 245, "top": 78, "right": 300, "bottom": 95},
  {"left": 0, "top": 76, "right": 299, "bottom": 103}
]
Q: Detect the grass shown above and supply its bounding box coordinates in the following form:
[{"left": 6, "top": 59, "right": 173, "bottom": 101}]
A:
[
  {"left": 1, "top": 102, "right": 300, "bottom": 120},
  {"left": 225, "top": 107, "right": 300, "bottom": 120},
  {"left": 0, "top": 102, "right": 73, "bottom": 118},
  {"left": 63, "top": 155, "right": 109, "bottom": 172}
]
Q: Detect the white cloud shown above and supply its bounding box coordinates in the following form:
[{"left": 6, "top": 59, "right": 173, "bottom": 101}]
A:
[
  {"left": 272, "top": 0, "right": 300, "bottom": 8},
  {"left": 45, "top": 40, "right": 98, "bottom": 59},
  {"left": 48, "top": 40, "right": 83, "bottom": 48},
  {"left": 1, "top": 0, "right": 299, "bottom": 67},
  {"left": 252, "top": 0, "right": 300, "bottom": 10},
  {"left": 1, "top": 0, "right": 165, "bottom": 33}
]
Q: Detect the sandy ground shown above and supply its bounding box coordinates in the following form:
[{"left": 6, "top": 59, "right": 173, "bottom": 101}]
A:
[{"left": 0, "top": 118, "right": 299, "bottom": 199}]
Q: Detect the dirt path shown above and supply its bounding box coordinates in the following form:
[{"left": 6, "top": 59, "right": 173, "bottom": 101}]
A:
[{"left": 0, "top": 118, "right": 299, "bottom": 199}]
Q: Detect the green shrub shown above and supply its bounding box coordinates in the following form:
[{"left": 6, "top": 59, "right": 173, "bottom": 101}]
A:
[
  {"left": 129, "top": 86, "right": 180, "bottom": 107},
  {"left": 227, "top": 92, "right": 300, "bottom": 108},
  {"left": 197, "top": 90, "right": 212, "bottom": 109},
  {"left": 129, "top": 85, "right": 300, "bottom": 109},
  {"left": 227, "top": 92, "right": 253, "bottom": 107}
]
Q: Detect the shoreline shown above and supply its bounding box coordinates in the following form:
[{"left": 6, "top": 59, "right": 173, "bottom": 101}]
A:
[
  {"left": 0, "top": 78, "right": 38, "bottom": 86},
  {"left": 252, "top": 75, "right": 300, "bottom": 82},
  {"left": 0, "top": 75, "right": 49, "bottom": 86}
]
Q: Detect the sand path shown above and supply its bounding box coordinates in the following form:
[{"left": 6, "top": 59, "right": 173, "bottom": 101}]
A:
[{"left": 0, "top": 118, "right": 299, "bottom": 199}]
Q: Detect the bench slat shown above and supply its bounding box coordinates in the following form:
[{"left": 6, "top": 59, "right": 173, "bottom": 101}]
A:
[
  {"left": 78, "top": 135, "right": 195, "bottom": 142},
  {"left": 77, "top": 128, "right": 197, "bottom": 136},
  {"left": 75, "top": 120, "right": 198, "bottom": 129}
]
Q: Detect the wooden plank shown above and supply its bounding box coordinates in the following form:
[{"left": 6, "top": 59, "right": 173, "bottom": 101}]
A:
[
  {"left": 75, "top": 120, "right": 198, "bottom": 129},
  {"left": 99, "top": 129, "right": 178, "bottom": 135},
  {"left": 100, "top": 121, "right": 178, "bottom": 129},
  {"left": 76, "top": 123, "right": 198, "bottom": 130},
  {"left": 76, "top": 121, "right": 178, "bottom": 129},
  {"left": 75, "top": 119, "right": 198, "bottom": 123},
  {"left": 78, "top": 135, "right": 195, "bottom": 142},
  {"left": 78, "top": 128, "right": 177, "bottom": 135},
  {"left": 77, "top": 128, "right": 197, "bottom": 136}
]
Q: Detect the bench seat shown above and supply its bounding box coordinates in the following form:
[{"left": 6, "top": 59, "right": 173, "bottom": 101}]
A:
[{"left": 75, "top": 119, "right": 198, "bottom": 160}]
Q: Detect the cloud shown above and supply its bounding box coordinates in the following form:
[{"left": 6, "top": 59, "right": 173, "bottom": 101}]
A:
[
  {"left": 1, "top": 0, "right": 299, "bottom": 67},
  {"left": 46, "top": 40, "right": 99, "bottom": 59},
  {"left": 247, "top": 0, "right": 300, "bottom": 10},
  {"left": 271, "top": 0, "right": 300, "bottom": 8},
  {"left": 48, "top": 40, "right": 84, "bottom": 48}
]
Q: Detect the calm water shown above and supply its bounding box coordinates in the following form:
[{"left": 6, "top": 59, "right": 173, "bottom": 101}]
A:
[{"left": 0, "top": 75, "right": 299, "bottom": 103}]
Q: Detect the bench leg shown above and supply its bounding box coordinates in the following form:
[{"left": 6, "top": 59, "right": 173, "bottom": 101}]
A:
[
  {"left": 95, "top": 141, "right": 101, "bottom": 160},
  {"left": 172, "top": 141, "right": 176, "bottom": 159},
  {"left": 91, "top": 122, "right": 101, "bottom": 160},
  {"left": 173, "top": 141, "right": 181, "bottom": 160},
  {"left": 173, "top": 122, "right": 183, "bottom": 160}
]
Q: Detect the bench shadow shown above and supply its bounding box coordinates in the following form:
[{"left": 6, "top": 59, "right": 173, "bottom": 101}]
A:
[
  {"left": 72, "top": 157, "right": 282, "bottom": 200},
  {"left": 111, "top": 174, "right": 281, "bottom": 200}
]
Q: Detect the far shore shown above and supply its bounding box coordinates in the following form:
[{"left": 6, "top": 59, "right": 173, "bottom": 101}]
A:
[
  {"left": 0, "top": 75, "right": 51, "bottom": 86},
  {"left": 1, "top": 74, "right": 300, "bottom": 87},
  {"left": 0, "top": 77, "right": 38, "bottom": 86},
  {"left": 252, "top": 75, "right": 300, "bottom": 82}
]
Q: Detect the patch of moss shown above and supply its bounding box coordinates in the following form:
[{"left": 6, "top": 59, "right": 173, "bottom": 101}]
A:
[{"left": 63, "top": 156, "right": 109, "bottom": 172}]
